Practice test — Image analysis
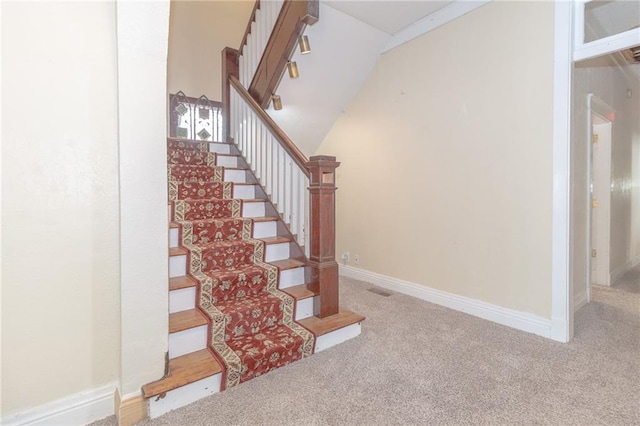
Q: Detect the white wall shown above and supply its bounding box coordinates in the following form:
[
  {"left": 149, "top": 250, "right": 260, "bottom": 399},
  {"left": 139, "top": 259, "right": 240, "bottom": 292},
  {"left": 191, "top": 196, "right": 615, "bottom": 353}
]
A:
[
  {"left": 116, "top": 0, "right": 171, "bottom": 398},
  {"left": 268, "top": 2, "right": 389, "bottom": 156},
  {"left": 315, "top": 1, "right": 556, "bottom": 318},
  {"left": 571, "top": 56, "right": 640, "bottom": 301},
  {"left": 1, "top": 1, "right": 120, "bottom": 415},
  {"left": 167, "top": 0, "right": 254, "bottom": 101}
]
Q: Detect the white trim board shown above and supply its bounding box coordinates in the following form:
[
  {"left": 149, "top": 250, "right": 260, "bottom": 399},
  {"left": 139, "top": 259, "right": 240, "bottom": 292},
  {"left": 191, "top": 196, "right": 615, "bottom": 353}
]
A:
[
  {"left": 550, "top": 0, "right": 573, "bottom": 343},
  {"left": 381, "top": 0, "right": 491, "bottom": 53},
  {"left": 1, "top": 382, "right": 116, "bottom": 426},
  {"left": 575, "top": 291, "right": 588, "bottom": 312},
  {"left": 610, "top": 255, "right": 640, "bottom": 286},
  {"left": 340, "top": 265, "right": 552, "bottom": 339}
]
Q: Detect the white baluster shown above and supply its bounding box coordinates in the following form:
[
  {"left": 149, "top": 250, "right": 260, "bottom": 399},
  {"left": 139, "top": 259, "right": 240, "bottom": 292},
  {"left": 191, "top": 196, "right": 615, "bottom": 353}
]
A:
[
  {"left": 297, "top": 171, "right": 305, "bottom": 247},
  {"left": 285, "top": 158, "right": 292, "bottom": 225},
  {"left": 290, "top": 167, "right": 298, "bottom": 238},
  {"left": 266, "top": 135, "right": 273, "bottom": 196},
  {"left": 304, "top": 183, "right": 310, "bottom": 257}
]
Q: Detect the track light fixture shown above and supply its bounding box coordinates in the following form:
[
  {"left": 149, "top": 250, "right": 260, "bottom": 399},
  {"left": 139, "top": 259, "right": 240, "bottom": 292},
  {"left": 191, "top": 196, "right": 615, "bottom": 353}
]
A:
[
  {"left": 271, "top": 94, "right": 282, "bottom": 110},
  {"left": 298, "top": 35, "right": 311, "bottom": 54},
  {"left": 287, "top": 61, "right": 299, "bottom": 79}
]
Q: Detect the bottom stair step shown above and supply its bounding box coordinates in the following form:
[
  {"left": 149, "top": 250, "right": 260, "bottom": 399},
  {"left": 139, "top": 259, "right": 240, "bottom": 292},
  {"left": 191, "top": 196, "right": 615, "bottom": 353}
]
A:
[
  {"left": 142, "top": 349, "right": 221, "bottom": 399},
  {"left": 299, "top": 308, "right": 365, "bottom": 353}
]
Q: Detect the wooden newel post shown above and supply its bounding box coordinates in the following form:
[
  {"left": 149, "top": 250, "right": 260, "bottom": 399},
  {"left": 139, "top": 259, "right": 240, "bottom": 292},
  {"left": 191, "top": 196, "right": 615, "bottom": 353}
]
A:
[
  {"left": 306, "top": 155, "right": 340, "bottom": 318},
  {"left": 221, "top": 47, "right": 239, "bottom": 142}
]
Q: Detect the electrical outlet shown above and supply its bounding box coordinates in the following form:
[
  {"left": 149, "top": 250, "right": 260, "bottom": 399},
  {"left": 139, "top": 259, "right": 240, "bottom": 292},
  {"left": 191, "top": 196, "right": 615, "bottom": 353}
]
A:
[
  {"left": 342, "top": 252, "right": 350, "bottom": 263},
  {"left": 354, "top": 255, "right": 360, "bottom": 264}
]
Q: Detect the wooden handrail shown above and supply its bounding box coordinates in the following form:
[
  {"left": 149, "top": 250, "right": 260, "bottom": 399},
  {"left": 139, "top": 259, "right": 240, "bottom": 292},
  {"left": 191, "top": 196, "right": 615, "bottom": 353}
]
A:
[
  {"left": 238, "top": 0, "right": 261, "bottom": 56},
  {"left": 229, "top": 74, "right": 309, "bottom": 176},
  {"left": 249, "top": 0, "right": 319, "bottom": 108}
]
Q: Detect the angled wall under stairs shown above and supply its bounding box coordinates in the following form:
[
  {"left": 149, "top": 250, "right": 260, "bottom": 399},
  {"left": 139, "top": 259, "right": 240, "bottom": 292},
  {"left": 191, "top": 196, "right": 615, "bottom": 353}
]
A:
[{"left": 141, "top": 138, "right": 364, "bottom": 418}]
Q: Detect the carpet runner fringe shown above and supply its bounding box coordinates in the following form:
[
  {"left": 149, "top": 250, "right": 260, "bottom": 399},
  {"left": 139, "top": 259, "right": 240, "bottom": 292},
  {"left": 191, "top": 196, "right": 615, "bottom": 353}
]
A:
[{"left": 167, "top": 139, "right": 314, "bottom": 389}]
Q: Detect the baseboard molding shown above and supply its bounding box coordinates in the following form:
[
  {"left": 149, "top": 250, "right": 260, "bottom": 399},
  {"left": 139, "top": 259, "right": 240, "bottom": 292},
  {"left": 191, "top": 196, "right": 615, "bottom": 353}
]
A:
[
  {"left": 115, "top": 389, "right": 148, "bottom": 426},
  {"left": 1, "top": 382, "right": 116, "bottom": 426},
  {"left": 610, "top": 255, "right": 640, "bottom": 285},
  {"left": 574, "top": 291, "right": 588, "bottom": 312},
  {"left": 340, "top": 265, "right": 552, "bottom": 339}
]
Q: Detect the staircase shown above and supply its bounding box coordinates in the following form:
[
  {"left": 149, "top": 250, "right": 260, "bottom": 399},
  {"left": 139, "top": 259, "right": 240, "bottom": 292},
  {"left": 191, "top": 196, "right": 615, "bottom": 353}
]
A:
[
  {"left": 139, "top": 0, "right": 364, "bottom": 418},
  {"left": 141, "top": 136, "right": 364, "bottom": 417}
]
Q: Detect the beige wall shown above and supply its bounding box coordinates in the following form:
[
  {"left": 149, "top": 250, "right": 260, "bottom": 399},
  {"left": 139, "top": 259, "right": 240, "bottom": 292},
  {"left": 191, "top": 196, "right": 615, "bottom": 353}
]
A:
[
  {"left": 572, "top": 57, "right": 640, "bottom": 300},
  {"left": 167, "top": 0, "right": 254, "bottom": 100},
  {"left": 316, "top": 1, "right": 555, "bottom": 318},
  {"left": 1, "top": 1, "right": 120, "bottom": 415}
]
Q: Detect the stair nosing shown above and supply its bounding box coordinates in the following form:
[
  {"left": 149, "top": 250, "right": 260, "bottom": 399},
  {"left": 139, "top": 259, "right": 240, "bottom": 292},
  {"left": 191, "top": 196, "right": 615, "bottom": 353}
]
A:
[
  {"left": 169, "top": 276, "right": 197, "bottom": 291},
  {"left": 141, "top": 349, "right": 221, "bottom": 398},
  {"left": 298, "top": 308, "right": 365, "bottom": 336},
  {"left": 169, "top": 309, "right": 208, "bottom": 334}
]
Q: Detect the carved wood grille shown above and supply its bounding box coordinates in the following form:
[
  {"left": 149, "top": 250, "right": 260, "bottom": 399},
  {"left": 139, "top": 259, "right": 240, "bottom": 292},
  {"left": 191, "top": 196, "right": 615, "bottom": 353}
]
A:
[{"left": 169, "top": 92, "right": 223, "bottom": 141}]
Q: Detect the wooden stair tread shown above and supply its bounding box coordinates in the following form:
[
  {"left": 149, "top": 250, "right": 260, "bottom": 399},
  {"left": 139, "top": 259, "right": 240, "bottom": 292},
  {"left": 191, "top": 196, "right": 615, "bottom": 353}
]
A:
[
  {"left": 215, "top": 153, "right": 239, "bottom": 158},
  {"left": 169, "top": 222, "right": 179, "bottom": 229},
  {"left": 224, "top": 166, "right": 249, "bottom": 171},
  {"left": 298, "top": 308, "right": 365, "bottom": 336},
  {"left": 260, "top": 236, "right": 290, "bottom": 244},
  {"left": 169, "top": 276, "right": 196, "bottom": 291},
  {"left": 270, "top": 258, "right": 306, "bottom": 270},
  {"left": 142, "top": 349, "right": 221, "bottom": 398},
  {"left": 241, "top": 198, "right": 266, "bottom": 203},
  {"left": 282, "top": 284, "right": 318, "bottom": 300},
  {"left": 252, "top": 216, "right": 278, "bottom": 223},
  {"left": 169, "top": 309, "right": 207, "bottom": 333},
  {"left": 233, "top": 182, "right": 257, "bottom": 186},
  {"left": 169, "top": 246, "right": 188, "bottom": 256}
]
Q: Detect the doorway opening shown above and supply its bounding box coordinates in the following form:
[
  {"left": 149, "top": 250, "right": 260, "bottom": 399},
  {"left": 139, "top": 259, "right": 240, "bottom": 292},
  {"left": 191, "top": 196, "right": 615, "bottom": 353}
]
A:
[{"left": 586, "top": 96, "right": 614, "bottom": 298}]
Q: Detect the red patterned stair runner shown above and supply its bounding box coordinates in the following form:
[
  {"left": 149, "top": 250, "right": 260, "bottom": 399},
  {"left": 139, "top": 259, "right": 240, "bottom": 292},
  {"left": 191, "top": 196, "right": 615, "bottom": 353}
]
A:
[{"left": 167, "top": 139, "right": 314, "bottom": 389}]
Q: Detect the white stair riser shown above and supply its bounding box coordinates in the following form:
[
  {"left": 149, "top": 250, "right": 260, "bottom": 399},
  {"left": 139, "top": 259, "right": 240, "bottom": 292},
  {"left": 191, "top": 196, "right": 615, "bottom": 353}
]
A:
[
  {"left": 169, "top": 243, "right": 287, "bottom": 277},
  {"left": 295, "top": 296, "right": 317, "bottom": 321},
  {"left": 242, "top": 202, "right": 265, "bottom": 217},
  {"left": 315, "top": 323, "right": 362, "bottom": 353},
  {"left": 215, "top": 155, "right": 238, "bottom": 168},
  {"left": 279, "top": 267, "right": 305, "bottom": 289},
  {"left": 169, "top": 221, "right": 275, "bottom": 248},
  {"left": 253, "top": 221, "right": 277, "bottom": 239},
  {"left": 265, "top": 243, "right": 289, "bottom": 262},
  {"left": 233, "top": 184, "right": 256, "bottom": 199},
  {"left": 148, "top": 374, "right": 221, "bottom": 419},
  {"left": 169, "top": 287, "right": 196, "bottom": 313},
  {"left": 170, "top": 228, "right": 179, "bottom": 248},
  {"left": 169, "top": 325, "right": 207, "bottom": 359},
  {"left": 224, "top": 169, "right": 247, "bottom": 183},
  {"left": 170, "top": 255, "right": 187, "bottom": 278},
  {"left": 208, "top": 143, "right": 231, "bottom": 154}
]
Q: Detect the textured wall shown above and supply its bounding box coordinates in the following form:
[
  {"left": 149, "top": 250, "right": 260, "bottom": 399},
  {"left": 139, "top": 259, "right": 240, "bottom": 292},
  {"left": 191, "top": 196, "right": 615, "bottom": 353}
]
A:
[
  {"left": 1, "top": 1, "right": 120, "bottom": 415},
  {"left": 167, "top": 0, "right": 254, "bottom": 101},
  {"left": 316, "top": 1, "right": 555, "bottom": 318}
]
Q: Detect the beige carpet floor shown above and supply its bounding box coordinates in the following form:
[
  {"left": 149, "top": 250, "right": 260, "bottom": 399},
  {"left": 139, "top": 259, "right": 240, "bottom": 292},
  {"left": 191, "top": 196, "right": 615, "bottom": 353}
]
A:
[{"left": 93, "top": 267, "right": 639, "bottom": 425}]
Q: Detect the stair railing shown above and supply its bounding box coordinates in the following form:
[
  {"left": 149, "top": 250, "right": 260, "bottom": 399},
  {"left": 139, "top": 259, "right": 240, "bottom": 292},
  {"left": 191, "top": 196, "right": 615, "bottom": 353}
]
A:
[
  {"left": 223, "top": 0, "right": 339, "bottom": 318},
  {"left": 238, "top": 0, "right": 318, "bottom": 108},
  {"left": 230, "top": 74, "right": 309, "bottom": 253}
]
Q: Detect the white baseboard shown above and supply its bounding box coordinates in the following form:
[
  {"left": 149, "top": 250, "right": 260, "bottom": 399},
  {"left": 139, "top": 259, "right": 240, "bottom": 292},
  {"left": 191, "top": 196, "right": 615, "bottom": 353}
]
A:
[
  {"left": 1, "top": 382, "right": 116, "bottom": 426},
  {"left": 574, "top": 291, "right": 588, "bottom": 312},
  {"left": 610, "top": 255, "right": 640, "bottom": 285},
  {"left": 340, "top": 265, "right": 552, "bottom": 339}
]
